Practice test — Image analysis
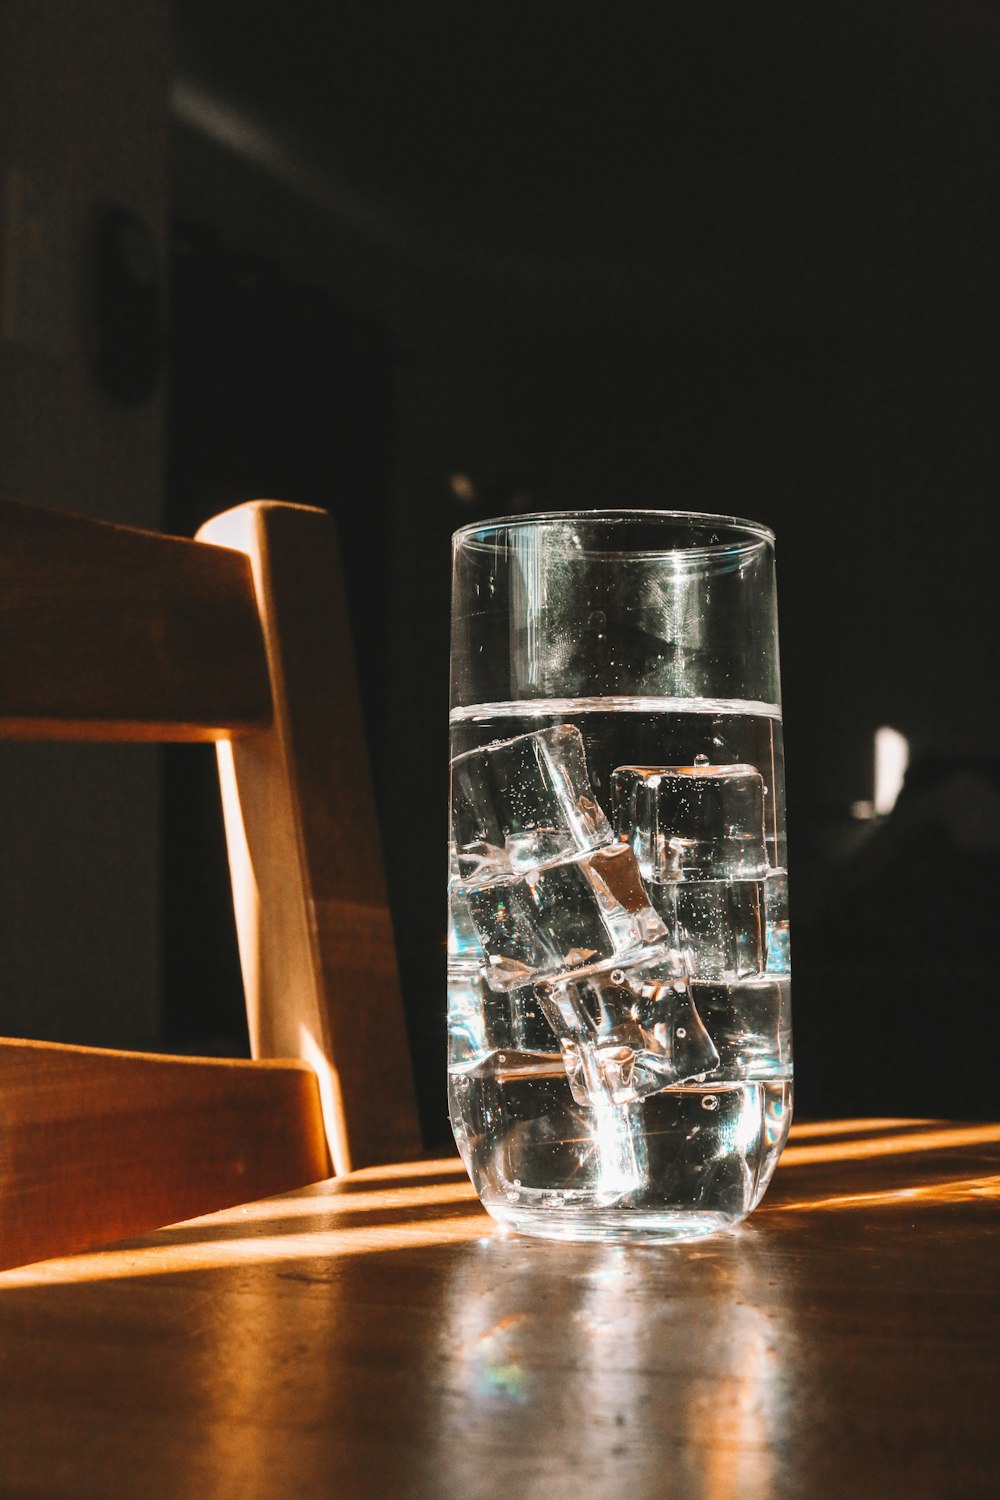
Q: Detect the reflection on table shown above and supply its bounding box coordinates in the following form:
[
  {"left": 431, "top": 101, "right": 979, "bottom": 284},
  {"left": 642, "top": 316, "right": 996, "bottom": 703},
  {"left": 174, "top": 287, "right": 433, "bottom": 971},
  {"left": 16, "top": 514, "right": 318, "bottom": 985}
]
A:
[{"left": 0, "top": 1119, "right": 997, "bottom": 1500}]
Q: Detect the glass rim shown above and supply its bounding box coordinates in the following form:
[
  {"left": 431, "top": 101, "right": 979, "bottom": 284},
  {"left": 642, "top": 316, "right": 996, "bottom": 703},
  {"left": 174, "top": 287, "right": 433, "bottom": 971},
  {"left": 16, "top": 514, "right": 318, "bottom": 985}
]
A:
[{"left": 453, "top": 508, "right": 775, "bottom": 551}]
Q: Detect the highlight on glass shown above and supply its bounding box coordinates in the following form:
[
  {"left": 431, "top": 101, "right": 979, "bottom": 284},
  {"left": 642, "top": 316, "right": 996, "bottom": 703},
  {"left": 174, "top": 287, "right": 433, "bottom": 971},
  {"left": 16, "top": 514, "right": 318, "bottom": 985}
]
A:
[{"left": 447, "top": 511, "right": 792, "bottom": 1243}]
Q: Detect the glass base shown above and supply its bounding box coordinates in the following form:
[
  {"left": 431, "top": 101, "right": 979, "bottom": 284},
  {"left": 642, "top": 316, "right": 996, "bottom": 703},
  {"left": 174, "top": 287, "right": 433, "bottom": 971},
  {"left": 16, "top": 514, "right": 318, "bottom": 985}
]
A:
[
  {"left": 484, "top": 1198, "right": 744, "bottom": 1244},
  {"left": 452, "top": 1078, "right": 793, "bottom": 1245}
]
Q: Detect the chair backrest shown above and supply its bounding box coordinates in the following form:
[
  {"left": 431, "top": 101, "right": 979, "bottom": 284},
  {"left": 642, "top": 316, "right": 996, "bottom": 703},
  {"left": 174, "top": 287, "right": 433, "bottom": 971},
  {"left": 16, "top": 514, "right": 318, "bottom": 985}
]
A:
[{"left": 0, "top": 497, "right": 421, "bottom": 1269}]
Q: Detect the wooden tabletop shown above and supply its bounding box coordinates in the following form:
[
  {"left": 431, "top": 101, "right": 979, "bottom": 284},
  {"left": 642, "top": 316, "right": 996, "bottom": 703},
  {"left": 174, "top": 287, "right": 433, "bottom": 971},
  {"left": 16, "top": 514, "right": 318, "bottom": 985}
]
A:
[{"left": 1, "top": 1118, "right": 997, "bottom": 1500}]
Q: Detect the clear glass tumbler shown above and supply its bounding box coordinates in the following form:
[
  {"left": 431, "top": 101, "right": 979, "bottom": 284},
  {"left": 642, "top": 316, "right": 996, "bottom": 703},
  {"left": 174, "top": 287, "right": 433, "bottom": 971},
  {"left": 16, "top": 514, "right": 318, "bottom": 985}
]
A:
[{"left": 448, "top": 511, "right": 792, "bottom": 1242}]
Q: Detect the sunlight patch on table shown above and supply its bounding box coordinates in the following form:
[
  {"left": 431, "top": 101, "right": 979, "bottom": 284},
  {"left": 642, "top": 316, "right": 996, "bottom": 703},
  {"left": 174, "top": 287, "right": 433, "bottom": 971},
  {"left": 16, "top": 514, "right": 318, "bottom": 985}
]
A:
[
  {"left": 780, "top": 1123, "right": 1000, "bottom": 1167},
  {"left": 772, "top": 1172, "right": 1000, "bottom": 1213},
  {"left": 0, "top": 1166, "right": 484, "bottom": 1287}
]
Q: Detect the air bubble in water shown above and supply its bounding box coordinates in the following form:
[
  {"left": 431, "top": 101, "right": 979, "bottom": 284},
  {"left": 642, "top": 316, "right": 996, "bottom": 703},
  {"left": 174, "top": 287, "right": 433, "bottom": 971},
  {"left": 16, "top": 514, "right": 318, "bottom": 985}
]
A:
[
  {"left": 694, "top": 753, "right": 710, "bottom": 766},
  {"left": 676, "top": 1027, "right": 687, "bottom": 1038},
  {"left": 702, "top": 1094, "right": 720, "bottom": 1112}
]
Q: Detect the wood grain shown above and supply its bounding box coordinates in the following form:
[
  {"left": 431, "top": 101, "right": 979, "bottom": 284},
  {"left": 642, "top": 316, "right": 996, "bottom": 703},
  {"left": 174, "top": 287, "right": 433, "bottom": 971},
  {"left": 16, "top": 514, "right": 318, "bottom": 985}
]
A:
[
  {"left": 197, "top": 502, "right": 422, "bottom": 1173},
  {"left": 0, "top": 1120, "right": 996, "bottom": 1500},
  {"left": 0, "top": 497, "right": 271, "bottom": 739},
  {"left": 0, "top": 1039, "right": 331, "bottom": 1272}
]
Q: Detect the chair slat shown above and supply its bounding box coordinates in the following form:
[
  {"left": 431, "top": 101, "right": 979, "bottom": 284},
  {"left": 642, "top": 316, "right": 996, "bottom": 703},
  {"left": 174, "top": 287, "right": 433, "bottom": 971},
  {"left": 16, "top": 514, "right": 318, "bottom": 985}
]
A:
[
  {"left": 199, "top": 502, "right": 423, "bottom": 1172},
  {"left": 0, "top": 1039, "right": 331, "bottom": 1272},
  {"left": 0, "top": 499, "right": 272, "bottom": 739}
]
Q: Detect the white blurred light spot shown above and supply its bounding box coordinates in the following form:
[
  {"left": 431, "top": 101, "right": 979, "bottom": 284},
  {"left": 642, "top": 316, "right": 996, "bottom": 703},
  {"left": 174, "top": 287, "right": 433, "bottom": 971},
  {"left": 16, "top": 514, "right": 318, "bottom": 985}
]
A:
[{"left": 874, "top": 726, "right": 909, "bottom": 816}]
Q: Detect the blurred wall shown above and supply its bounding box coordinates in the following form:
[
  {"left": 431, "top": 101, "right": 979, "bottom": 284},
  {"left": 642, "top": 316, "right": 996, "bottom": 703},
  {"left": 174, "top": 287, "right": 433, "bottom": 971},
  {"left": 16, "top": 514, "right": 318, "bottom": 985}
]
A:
[
  {"left": 168, "top": 4, "right": 999, "bottom": 1133},
  {"left": 0, "top": 0, "right": 169, "bottom": 1047}
]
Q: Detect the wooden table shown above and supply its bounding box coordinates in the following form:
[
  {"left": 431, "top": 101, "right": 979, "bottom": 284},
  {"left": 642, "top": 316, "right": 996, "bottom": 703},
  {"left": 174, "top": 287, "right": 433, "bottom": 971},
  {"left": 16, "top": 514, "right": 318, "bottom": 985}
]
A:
[{"left": 1, "top": 1119, "right": 997, "bottom": 1499}]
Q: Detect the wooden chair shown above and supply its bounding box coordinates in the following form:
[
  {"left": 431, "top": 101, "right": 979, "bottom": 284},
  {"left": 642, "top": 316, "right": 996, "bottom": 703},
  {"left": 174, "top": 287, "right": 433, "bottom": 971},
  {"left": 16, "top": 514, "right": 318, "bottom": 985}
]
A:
[{"left": 0, "top": 497, "right": 421, "bottom": 1272}]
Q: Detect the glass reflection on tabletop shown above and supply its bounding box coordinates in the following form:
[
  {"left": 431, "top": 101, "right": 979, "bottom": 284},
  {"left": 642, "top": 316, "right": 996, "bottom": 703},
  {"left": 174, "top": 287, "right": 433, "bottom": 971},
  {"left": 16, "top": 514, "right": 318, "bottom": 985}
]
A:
[{"left": 426, "top": 1229, "right": 793, "bottom": 1500}]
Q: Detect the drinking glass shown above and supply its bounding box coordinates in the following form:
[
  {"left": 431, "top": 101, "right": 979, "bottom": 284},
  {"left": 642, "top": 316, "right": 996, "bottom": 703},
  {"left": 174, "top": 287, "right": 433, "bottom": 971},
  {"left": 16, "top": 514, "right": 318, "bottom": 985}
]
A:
[{"left": 448, "top": 511, "right": 792, "bottom": 1242}]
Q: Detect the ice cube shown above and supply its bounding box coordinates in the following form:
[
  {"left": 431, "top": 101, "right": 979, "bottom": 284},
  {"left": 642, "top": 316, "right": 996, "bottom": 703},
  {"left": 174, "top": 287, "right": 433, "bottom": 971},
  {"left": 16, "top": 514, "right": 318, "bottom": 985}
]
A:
[
  {"left": 465, "top": 876, "right": 563, "bottom": 992},
  {"left": 448, "top": 948, "right": 523, "bottom": 1065},
  {"left": 447, "top": 969, "right": 489, "bottom": 1066},
  {"left": 539, "top": 956, "right": 719, "bottom": 1106},
  {"left": 454, "top": 840, "right": 511, "bottom": 885},
  {"left": 448, "top": 850, "right": 486, "bottom": 970},
  {"left": 465, "top": 843, "right": 668, "bottom": 993},
  {"left": 690, "top": 975, "right": 792, "bottom": 1081},
  {"left": 612, "top": 761, "right": 768, "bottom": 882},
  {"left": 507, "top": 985, "right": 558, "bottom": 1055},
  {"left": 652, "top": 879, "right": 764, "bottom": 979},
  {"left": 452, "top": 725, "right": 612, "bottom": 878},
  {"left": 560, "top": 1041, "right": 640, "bottom": 1108},
  {"left": 764, "top": 867, "right": 790, "bottom": 974}
]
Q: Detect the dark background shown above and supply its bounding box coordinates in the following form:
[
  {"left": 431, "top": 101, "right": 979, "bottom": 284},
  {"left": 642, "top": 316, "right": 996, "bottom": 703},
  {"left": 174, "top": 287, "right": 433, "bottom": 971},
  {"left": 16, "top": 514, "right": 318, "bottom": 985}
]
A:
[{"left": 163, "top": 2, "right": 1000, "bottom": 1141}]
